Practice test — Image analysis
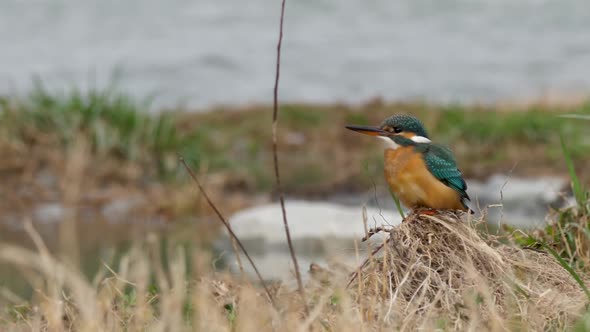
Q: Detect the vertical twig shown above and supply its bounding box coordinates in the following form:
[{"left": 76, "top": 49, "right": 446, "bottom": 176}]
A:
[
  {"left": 179, "top": 158, "right": 277, "bottom": 309},
  {"left": 230, "top": 237, "right": 245, "bottom": 276},
  {"left": 272, "top": 0, "right": 307, "bottom": 305},
  {"left": 497, "top": 161, "right": 518, "bottom": 230}
]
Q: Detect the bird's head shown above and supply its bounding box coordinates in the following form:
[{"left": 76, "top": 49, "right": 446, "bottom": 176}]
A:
[{"left": 346, "top": 114, "right": 430, "bottom": 148}]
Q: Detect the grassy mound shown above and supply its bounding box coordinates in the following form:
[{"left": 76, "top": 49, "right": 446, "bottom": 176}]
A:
[{"left": 349, "top": 211, "right": 586, "bottom": 330}]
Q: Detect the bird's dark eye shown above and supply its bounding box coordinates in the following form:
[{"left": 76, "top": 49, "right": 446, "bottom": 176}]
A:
[{"left": 393, "top": 126, "right": 402, "bottom": 133}]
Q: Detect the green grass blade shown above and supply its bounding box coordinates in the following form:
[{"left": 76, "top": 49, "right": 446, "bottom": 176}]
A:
[
  {"left": 559, "top": 133, "right": 585, "bottom": 208},
  {"left": 559, "top": 114, "right": 590, "bottom": 120},
  {"left": 388, "top": 188, "right": 405, "bottom": 219},
  {"left": 538, "top": 239, "right": 590, "bottom": 301}
]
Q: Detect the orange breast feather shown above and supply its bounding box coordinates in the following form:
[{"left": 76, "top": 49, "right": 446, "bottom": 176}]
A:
[{"left": 384, "top": 147, "right": 465, "bottom": 210}]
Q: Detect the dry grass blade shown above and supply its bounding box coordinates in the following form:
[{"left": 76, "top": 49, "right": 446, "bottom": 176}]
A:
[
  {"left": 179, "top": 157, "right": 277, "bottom": 309},
  {"left": 346, "top": 239, "right": 390, "bottom": 288},
  {"left": 6, "top": 222, "right": 100, "bottom": 328},
  {"left": 540, "top": 241, "right": 590, "bottom": 301},
  {"left": 271, "top": 0, "right": 307, "bottom": 307}
]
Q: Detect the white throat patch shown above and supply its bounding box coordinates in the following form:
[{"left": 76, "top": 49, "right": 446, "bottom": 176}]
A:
[
  {"left": 411, "top": 136, "right": 431, "bottom": 143},
  {"left": 379, "top": 136, "right": 399, "bottom": 150},
  {"left": 379, "top": 135, "right": 431, "bottom": 151}
]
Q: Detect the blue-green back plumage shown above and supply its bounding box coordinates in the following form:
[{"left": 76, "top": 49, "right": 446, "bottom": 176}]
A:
[{"left": 419, "top": 144, "right": 469, "bottom": 202}]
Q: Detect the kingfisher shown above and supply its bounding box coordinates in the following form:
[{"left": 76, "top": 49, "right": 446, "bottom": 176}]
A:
[{"left": 346, "top": 115, "right": 470, "bottom": 212}]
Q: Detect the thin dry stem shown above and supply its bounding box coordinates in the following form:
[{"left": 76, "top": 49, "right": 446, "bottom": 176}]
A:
[
  {"left": 271, "top": 0, "right": 307, "bottom": 307},
  {"left": 179, "top": 157, "right": 277, "bottom": 309},
  {"left": 362, "top": 227, "right": 386, "bottom": 242},
  {"left": 347, "top": 239, "right": 390, "bottom": 288}
]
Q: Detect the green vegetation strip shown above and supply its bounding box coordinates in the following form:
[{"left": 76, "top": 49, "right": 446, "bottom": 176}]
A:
[{"left": 1, "top": 86, "right": 589, "bottom": 193}]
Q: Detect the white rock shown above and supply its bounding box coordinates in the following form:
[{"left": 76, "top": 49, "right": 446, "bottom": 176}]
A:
[
  {"left": 467, "top": 175, "right": 566, "bottom": 206},
  {"left": 34, "top": 203, "right": 67, "bottom": 224},
  {"left": 466, "top": 175, "right": 568, "bottom": 227},
  {"left": 219, "top": 200, "right": 399, "bottom": 281},
  {"left": 284, "top": 132, "right": 306, "bottom": 146},
  {"left": 227, "top": 200, "right": 400, "bottom": 247},
  {"left": 102, "top": 196, "right": 146, "bottom": 223}
]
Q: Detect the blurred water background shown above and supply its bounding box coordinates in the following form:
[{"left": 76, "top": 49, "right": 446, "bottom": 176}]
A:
[{"left": 1, "top": 0, "right": 590, "bottom": 109}]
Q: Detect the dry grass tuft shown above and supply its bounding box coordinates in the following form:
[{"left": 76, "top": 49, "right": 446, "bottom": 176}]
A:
[{"left": 349, "top": 211, "right": 587, "bottom": 330}]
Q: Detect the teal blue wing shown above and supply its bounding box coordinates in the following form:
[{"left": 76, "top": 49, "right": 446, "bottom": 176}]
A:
[{"left": 416, "top": 143, "right": 470, "bottom": 206}]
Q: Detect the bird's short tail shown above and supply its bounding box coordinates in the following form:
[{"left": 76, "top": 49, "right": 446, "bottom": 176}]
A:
[{"left": 461, "top": 199, "right": 474, "bottom": 214}]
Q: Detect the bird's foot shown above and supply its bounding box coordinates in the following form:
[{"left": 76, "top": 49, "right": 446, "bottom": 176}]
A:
[
  {"left": 402, "top": 208, "right": 438, "bottom": 222},
  {"left": 416, "top": 207, "right": 439, "bottom": 216}
]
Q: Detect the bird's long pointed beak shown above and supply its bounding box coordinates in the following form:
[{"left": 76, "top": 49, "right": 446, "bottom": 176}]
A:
[{"left": 345, "top": 125, "right": 388, "bottom": 136}]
